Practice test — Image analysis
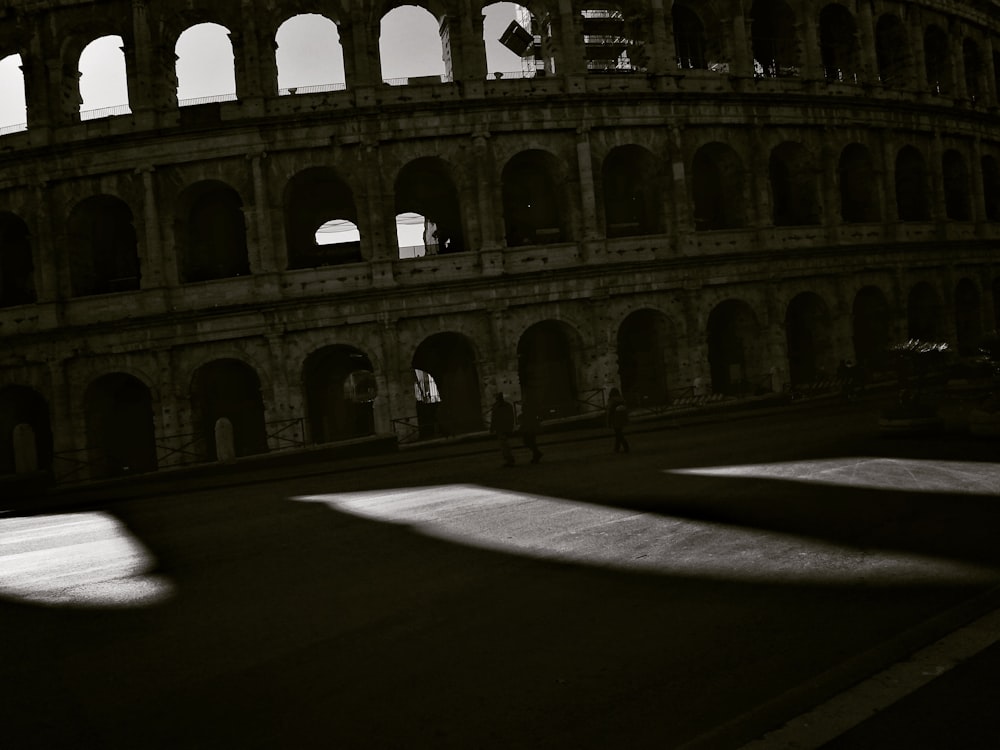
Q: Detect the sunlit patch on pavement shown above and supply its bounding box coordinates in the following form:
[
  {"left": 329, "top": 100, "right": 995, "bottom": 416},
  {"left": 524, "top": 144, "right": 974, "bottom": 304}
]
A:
[
  {"left": 667, "top": 457, "right": 1000, "bottom": 496},
  {"left": 292, "top": 485, "right": 998, "bottom": 585},
  {"left": 0, "top": 512, "right": 174, "bottom": 608}
]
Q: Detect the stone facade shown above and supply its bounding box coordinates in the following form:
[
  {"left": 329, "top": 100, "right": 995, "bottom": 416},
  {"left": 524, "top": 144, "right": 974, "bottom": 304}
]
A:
[{"left": 1, "top": 0, "right": 999, "bottom": 482}]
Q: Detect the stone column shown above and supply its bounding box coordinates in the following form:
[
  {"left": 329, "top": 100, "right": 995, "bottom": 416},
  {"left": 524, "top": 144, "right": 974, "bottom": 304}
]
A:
[
  {"left": 747, "top": 128, "right": 770, "bottom": 229},
  {"left": 819, "top": 128, "right": 841, "bottom": 230},
  {"left": 881, "top": 132, "right": 899, "bottom": 224},
  {"left": 646, "top": 0, "right": 675, "bottom": 74},
  {"left": 489, "top": 308, "right": 520, "bottom": 402},
  {"left": 928, "top": 133, "right": 945, "bottom": 222},
  {"left": 855, "top": 0, "right": 877, "bottom": 84},
  {"left": 729, "top": 5, "right": 754, "bottom": 79},
  {"left": 970, "top": 137, "right": 987, "bottom": 228},
  {"left": 31, "top": 183, "right": 58, "bottom": 302},
  {"left": 799, "top": 11, "right": 823, "bottom": 81},
  {"left": 248, "top": 152, "right": 278, "bottom": 272},
  {"left": 138, "top": 166, "right": 168, "bottom": 288},
  {"left": 552, "top": 0, "right": 586, "bottom": 77},
  {"left": 576, "top": 128, "right": 601, "bottom": 248},
  {"left": 666, "top": 126, "right": 690, "bottom": 240},
  {"left": 908, "top": 11, "right": 928, "bottom": 93},
  {"left": 378, "top": 320, "right": 410, "bottom": 437}
]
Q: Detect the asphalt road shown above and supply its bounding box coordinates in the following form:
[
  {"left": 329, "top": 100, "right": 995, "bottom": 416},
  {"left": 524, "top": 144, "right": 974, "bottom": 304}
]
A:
[{"left": 2, "top": 395, "right": 999, "bottom": 749}]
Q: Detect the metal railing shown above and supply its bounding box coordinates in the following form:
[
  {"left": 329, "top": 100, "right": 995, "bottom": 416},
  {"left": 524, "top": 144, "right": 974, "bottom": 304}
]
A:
[
  {"left": 80, "top": 104, "right": 132, "bottom": 121},
  {"left": 179, "top": 93, "right": 238, "bottom": 107},
  {"left": 266, "top": 418, "right": 305, "bottom": 451},
  {"left": 0, "top": 121, "right": 27, "bottom": 136},
  {"left": 278, "top": 83, "right": 347, "bottom": 96},
  {"left": 156, "top": 431, "right": 209, "bottom": 468}
]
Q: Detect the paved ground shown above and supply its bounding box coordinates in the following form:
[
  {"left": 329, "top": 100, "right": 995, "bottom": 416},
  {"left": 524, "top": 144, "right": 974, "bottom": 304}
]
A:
[{"left": 1, "top": 393, "right": 998, "bottom": 749}]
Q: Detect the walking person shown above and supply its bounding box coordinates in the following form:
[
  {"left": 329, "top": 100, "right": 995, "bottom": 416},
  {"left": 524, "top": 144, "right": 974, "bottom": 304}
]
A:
[
  {"left": 519, "top": 399, "right": 544, "bottom": 464},
  {"left": 606, "top": 387, "right": 630, "bottom": 454},
  {"left": 490, "top": 392, "right": 516, "bottom": 467}
]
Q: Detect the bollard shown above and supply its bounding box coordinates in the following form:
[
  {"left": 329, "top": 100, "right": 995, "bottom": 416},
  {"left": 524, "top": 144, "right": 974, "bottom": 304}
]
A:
[{"left": 214, "top": 417, "right": 236, "bottom": 464}]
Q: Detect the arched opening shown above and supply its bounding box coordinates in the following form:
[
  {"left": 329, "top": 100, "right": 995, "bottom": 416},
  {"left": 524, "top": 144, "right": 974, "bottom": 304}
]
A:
[
  {"left": 191, "top": 359, "right": 268, "bottom": 459},
  {"left": 412, "top": 333, "right": 483, "bottom": 438},
  {"left": 955, "top": 279, "right": 983, "bottom": 356},
  {"left": 66, "top": 195, "right": 140, "bottom": 297},
  {"left": 303, "top": 346, "right": 375, "bottom": 444},
  {"left": 751, "top": 0, "right": 799, "bottom": 78},
  {"left": 176, "top": 23, "right": 237, "bottom": 104},
  {"left": 394, "top": 157, "right": 465, "bottom": 257},
  {"left": 580, "top": 4, "right": 646, "bottom": 73},
  {"left": 707, "top": 300, "right": 763, "bottom": 396},
  {"left": 617, "top": 309, "right": 671, "bottom": 407},
  {"left": 0, "top": 212, "right": 36, "bottom": 307},
  {"left": 78, "top": 36, "right": 131, "bottom": 119},
  {"left": 994, "top": 277, "right": 1000, "bottom": 330},
  {"left": 907, "top": 282, "right": 947, "bottom": 342},
  {"left": 285, "top": 168, "right": 361, "bottom": 268},
  {"left": 673, "top": 3, "right": 707, "bottom": 70},
  {"left": 895, "top": 146, "right": 930, "bottom": 221},
  {"left": 502, "top": 150, "right": 569, "bottom": 246},
  {"left": 380, "top": 6, "right": 448, "bottom": 84},
  {"left": 982, "top": 155, "right": 1000, "bottom": 221},
  {"left": 923, "top": 25, "right": 951, "bottom": 95},
  {"left": 0, "top": 386, "right": 53, "bottom": 475},
  {"left": 819, "top": 4, "right": 860, "bottom": 83},
  {"left": 963, "top": 38, "right": 983, "bottom": 102},
  {"left": 0, "top": 54, "right": 26, "bottom": 133},
  {"left": 839, "top": 144, "right": 880, "bottom": 223},
  {"left": 692, "top": 142, "right": 745, "bottom": 230},
  {"left": 177, "top": 181, "right": 250, "bottom": 282},
  {"left": 602, "top": 145, "right": 663, "bottom": 237},
  {"left": 943, "top": 149, "right": 971, "bottom": 221},
  {"left": 277, "top": 14, "right": 346, "bottom": 94},
  {"left": 875, "top": 14, "right": 909, "bottom": 87},
  {"left": 769, "top": 142, "right": 820, "bottom": 226},
  {"left": 852, "top": 286, "right": 892, "bottom": 373},
  {"left": 785, "top": 292, "right": 833, "bottom": 385},
  {"left": 483, "top": 3, "right": 527, "bottom": 79},
  {"left": 518, "top": 321, "right": 580, "bottom": 418},
  {"left": 84, "top": 373, "right": 157, "bottom": 478}
]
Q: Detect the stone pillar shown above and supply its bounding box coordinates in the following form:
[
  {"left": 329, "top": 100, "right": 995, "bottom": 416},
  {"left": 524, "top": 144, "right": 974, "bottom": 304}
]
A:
[
  {"left": 31, "top": 183, "right": 58, "bottom": 302},
  {"left": 248, "top": 152, "right": 278, "bottom": 272},
  {"left": 983, "top": 37, "right": 999, "bottom": 107},
  {"left": 215, "top": 418, "right": 236, "bottom": 463},
  {"left": 138, "top": 166, "right": 167, "bottom": 288},
  {"left": 855, "top": 0, "right": 877, "bottom": 84},
  {"left": 22, "top": 30, "right": 55, "bottom": 133},
  {"left": 552, "top": 0, "right": 586, "bottom": 77},
  {"left": 729, "top": 6, "right": 754, "bottom": 79},
  {"left": 881, "top": 132, "right": 899, "bottom": 224},
  {"left": 473, "top": 132, "right": 504, "bottom": 274},
  {"left": 666, "top": 126, "right": 690, "bottom": 239},
  {"left": 681, "top": 288, "right": 710, "bottom": 395},
  {"left": 576, "top": 128, "right": 601, "bottom": 244},
  {"left": 928, "top": 133, "right": 946, "bottom": 222},
  {"left": 819, "top": 129, "right": 841, "bottom": 229},
  {"left": 908, "top": 11, "right": 928, "bottom": 93},
  {"left": 128, "top": 2, "right": 158, "bottom": 116},
  {"left": 378, "top": 321, "right": 411, "bottom": 437},
  {"left": 747, "top": 129, "right": 770, "bottom": 229},
  {"left": 47, "top": 361, "right": 76, "bottom": 481},
  {"left": 799, "top": 11, "right": 823, "bottom": 81},
  {"left": 489, "top": 308, "right": 520, "bottom": 402},
  {"left": 949, "top": 18, "right": 966, "bottom": 101},
  {"left": 647, "top": 0, "right": 675, "bottom": 74},
  {"left": 970, "top": 137, "right": 987, "bottom": 227}
]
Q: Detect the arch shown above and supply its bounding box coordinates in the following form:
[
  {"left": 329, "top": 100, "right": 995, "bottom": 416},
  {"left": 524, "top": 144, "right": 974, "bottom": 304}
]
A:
[
  {"left": 517, "top": 320, "right": 582, "bottom": 418},
  {"left": 0, "top": 211, "right": 35, "bottom": 307},
  {"left": 502, "top": 150, "right": 570, "bottom": 246},
  {"left": 176, "top": 23, "right": 236, "bottom": 103},
  {"left": 78, "top": 36, "right": 131, "bottom": 119},
  {"left": 276, "top": 14, "right": 345, "bottom": 94},
  {"left": 673, "top": 3, "right": 707, "bottom": 70},
  {"left": 839, "top": 144, "right": 880, "bottom": 223},
  {"left": 191, "top": 359, "right": 267, "bottom": 459},
  {"left": 66, "top": 195, "right": 140, "bottom": 297},
  {"left": 963, "top": 38, "right": 983, "bottom": 102},
  {"left": 284, "top": 167, "right": 361, "bottom": 268},
  {"left": 954, "top": 278, "right": 983, "bottom": 356},
  {"left": 0, "top": 54, "right": 26, "bottom": 133},
  {"left": 601, "top": 145, "right": 663, "bottom": 237},
  {"left": 785, "top": 292, "right": 833, "bottom": 385},
  {"left": 751, "top": 0, "right": 799, "bottom": 78},
  {"left": 691, "top": 142, "right": 745, "bottom": 230},
  {"left": 0, "top": 386, "right": 52, "bottom": 475},
  {"left": 580, "top": 4, "right": 647, "bottom": 73},
  {"left": 943, "top": 149, "right": 971, "bottom": 221},
  {"left": 981, "top": 155, "right": 1000, "bottom": 221},
  {"left": 394, "top": 157, "right": 465, "bottom": 256},
  {"left": 483, "top": 3, "right": 526, "bottom": 78},
  {"left": 875, "top": 14, "right": 909, "bottom": 87},
  {"left": 177, "top": 181, "right": 250, "bottom": 282},
  {"left": 380, "top": 6, "right": 448, "bottom": 84},
  {"left": 707, "top": 299, "right": 764, "bottom": 396},
  {"left": 994, "top": 277, "right": 1000, "bottom": 331},
  {"left": 907, "top": 282, "right": 947, "bottom": 342},
  {"left": 819, "top": 4, "right": 860, "bottom": 83},
  {"left": 853, "top": 286, "right": 891, "bottom": 373},
  {"left": 617, "top": 309, "right": 671, "bottom": 407},
  {"left": 84, "top": 373, "right": 157, "bottom": 478},
  {"left": 412, "top": 333, "right": 483, "bottom": 438},
  {"left": 303, "top": 345, "right": 376, "bottom": 444},
  {"left": 895, "top": 146, "right": 930, "bottom": 221},
  {"left": 923, "top": 24, "right": 951, "bottom": 95},
  {"left": 770, "top": 142, "right": 820, "bottom": 226}
]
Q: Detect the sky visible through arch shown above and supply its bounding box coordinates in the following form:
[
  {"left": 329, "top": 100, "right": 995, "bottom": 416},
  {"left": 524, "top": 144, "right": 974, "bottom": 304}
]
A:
[{"left": 0, "top": 5, "right": 524, "bottom": 128}]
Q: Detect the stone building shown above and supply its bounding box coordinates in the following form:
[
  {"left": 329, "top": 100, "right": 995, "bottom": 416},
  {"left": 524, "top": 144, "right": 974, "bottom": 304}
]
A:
[{"left": 1, "top": 0, "right": 998, "bottom": 483}]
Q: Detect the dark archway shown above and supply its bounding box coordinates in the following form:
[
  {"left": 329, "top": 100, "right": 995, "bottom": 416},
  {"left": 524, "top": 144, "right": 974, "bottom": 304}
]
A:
[
  {"left": 943, "top": 150, "right": 971, "bottom": 221},
  {"left": 924, "top": 25, "right": 951, "bottom": 95},
  {"left": 191, "top": 359, "right": 268, "bottom": 459},
  {"left": 963, "top": 38, "right": 983, "bottom": 102},
  {"left": 875, "top": 14, "right": 910, "bottom": 86},
  {"left": 0, "top": 386, "right": 53, "bottom": 475},
  {"left": 751, "top": 0, "right": 799, "bottom": 78},
  {"left": 502, "top": 150, "right": 569, "bottom": 247},
  {"left": 303, "top": 346, "right": 375, "bottom": 444},
  {"left": 412, "top": 333, "right": 483, "bottom": 438},
  {"left": 692, "top": 142, "right": 745, "bottom": 230},
  {"left": 617, "top": 309, "right": 671, "bottom": 407},
  {"left": 84, "top": 373, "right": 157, "bottom": 478},
  {"left": 907, "top": 282, "right": 947, "bottom": 342},
  {"left": 67, "top": 195, "right": 140, "bottom": 297},
  {"left": 394, "top": 157, "right": 465, "bottom": 255},
  {"left": 852, "top": 286, "right": 892, "bottom": 373},
  {"left": 602, "top": 145, "right": 663, "bottom": 237},
  {"left": 954, "top": 278, "right": 983, "bottom": 357},
  {"left": 839, "top": 144, "right": 880, "bottom": 223},
  {"left": 770, "top": 142, "right": 820, "bottom": 226},
  {"left": 0, "top": 212, "right": 36, "bottom": 307},
  {"left": 672, "top": 3, "right": 707, "bottom": 70},
  {"left": 982, "top": 155, "right": 1000, "bottom": 221},
  {"left": 785, "top": 293, "right": 833, "bottom": 385},
  {"left": 284, "top": 167, "right": 361, "bottom": 268},
  {"left": 819, "top": 4, "right": 861, "bottom": 83},
  {"left": 177, "top": 181, "right": 250, "bottom": 282},
  {"left": 517, "top": 321, "right": 580, "bottom": 418},
  {"left": 707, "top": 300, "right": 762, "bottom": 396},
  {"left": 895, "top": 146, "right": 930, "bottom": 221}
]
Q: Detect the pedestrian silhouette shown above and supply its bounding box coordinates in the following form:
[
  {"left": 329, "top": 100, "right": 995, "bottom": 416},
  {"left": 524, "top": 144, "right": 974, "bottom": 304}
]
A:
[
  {"left": 607, "top": 387, "right": 630, "bottom": 454},
  {"left": 490, "top": 392, "right": 516, "bottom": 466},
  {"left": 519, "top": 400, "right": 544, "bottom": 464}
]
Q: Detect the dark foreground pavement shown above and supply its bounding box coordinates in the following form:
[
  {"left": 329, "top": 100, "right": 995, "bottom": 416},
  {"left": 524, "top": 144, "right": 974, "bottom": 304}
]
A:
[{"left": 2, "top": 393, "right": 999, "bottom": 749}]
